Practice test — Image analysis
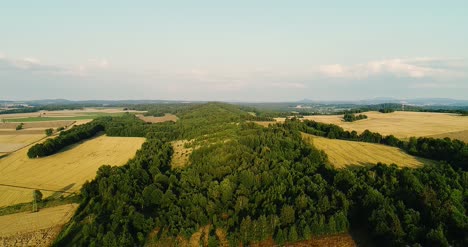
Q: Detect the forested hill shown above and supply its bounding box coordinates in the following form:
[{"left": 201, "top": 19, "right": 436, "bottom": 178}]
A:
[{"left": 54, "top": 103, "right": 468, "bottom": 247}]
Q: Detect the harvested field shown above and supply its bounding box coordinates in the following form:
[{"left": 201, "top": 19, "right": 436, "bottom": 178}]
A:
[
  {"left": 0, "top": 135, "right": 145, "bottom": 207},
  {"left": 0, "top": 203, "right": 78, "bottom": 247},
  {"left": 0, "top": 107, "right": 143, "bottom": 119},
  {"left": 427, "top": 130, "right": 468, "bottom": 143},
  {"left": 137, "top": 113, "right": 178, "bottom": 123},
  {"left": 0, "top": 121, "right": 74, "bottom": 130},
  {"left": 3, "top": 116, "right": 95, "bottom": 122},
  {"left": 302, "top": 133, "right": 428, "bottom": 168},
  {"left": 0, "top": 134, "right": 45, "bottom": 153},
  {"left": 171, "top": 140, "right": 193, "bottom": 168},
  {"left": 301, "top": 111, "right": 468, "bottom": 140}
]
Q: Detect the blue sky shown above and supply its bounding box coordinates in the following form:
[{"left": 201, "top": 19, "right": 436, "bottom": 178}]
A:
[{"left": 1, "top": 1, "right": 467, "bottom": 101}]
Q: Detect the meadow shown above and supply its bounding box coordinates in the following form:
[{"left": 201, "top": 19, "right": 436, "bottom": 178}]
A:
[
  {"left": 302, "top": 133, "right": 428, "bottom": 168},
  {"left": 137, "top": 113, "right": 178, "bottom": 123},
  {"left": 0, "top": 135, "right": 145, "bottom": 207},
  {"left": 170, "top": 139, "right": 192, "bottom": 169},
  {"left": 302, "top": 111, "right": 468, "bottom": 140}
]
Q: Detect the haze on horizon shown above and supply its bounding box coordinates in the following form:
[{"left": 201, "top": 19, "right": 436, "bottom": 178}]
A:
[{"left": 1, "top": 1, "right": 467, "bottom": 102}]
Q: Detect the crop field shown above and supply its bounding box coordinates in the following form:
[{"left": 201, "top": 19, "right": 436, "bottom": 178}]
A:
[
  {"left": 302, "top": 133, "right": 428, "bottom": 168},
  {"left": 301, "top": 111, "right": 468, "bottom": 140},
  {"left": 137, "top": 113, "right": 178, "bottom": 123},
  {"left": 0, "top": 120, "right": 74, "bottom": 130},
  {"left": 0, "top": 134, "right": 45, "bottom": 153},
  {"left": 0, "top": 107, "right": 144, "bottom": 123},
  {"left": 0, "top": 203, "right": 78, "bottom": 246},
  {"left": 2, "top": 115, "right": 108, "bottom": 122},
  {"left": 0, "top": 135, "right": 145, "bottom": 207},
  {"left": 427, "top": 130, "right": 468, "bottom": 143}
]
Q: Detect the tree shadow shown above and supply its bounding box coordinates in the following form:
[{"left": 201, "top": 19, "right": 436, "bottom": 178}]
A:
[
  {"left": 52, "top": 131, "right": 105, "bottom": 155},
  {"left": 349, "top": 227, "right": 377, "bottom": 247},
  {"left": 50, "top": 183, "right": 76, "bottom": 199}
]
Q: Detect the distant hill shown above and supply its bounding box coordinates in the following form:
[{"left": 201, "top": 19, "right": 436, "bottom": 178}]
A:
[{"left": 298, "top": 97, "right": 468, "bottom": 106}]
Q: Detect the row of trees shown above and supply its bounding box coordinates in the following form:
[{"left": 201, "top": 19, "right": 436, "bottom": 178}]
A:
[
  {"left": 27, "top": 122, "right": 104, "bottom": 158},
  {"left": 379, "top": 108, "right": 395, "bottom": 113}
]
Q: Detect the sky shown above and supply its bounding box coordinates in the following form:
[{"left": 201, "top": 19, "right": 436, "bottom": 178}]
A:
[{"left": 1, "top": 0, "right": 467, "bottom": 101}]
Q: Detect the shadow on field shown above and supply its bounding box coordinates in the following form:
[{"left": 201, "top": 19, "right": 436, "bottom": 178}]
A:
[
  {"left": 52, "top": 131, "right": 105, "bottom": 155},
  {"left": 50, "top": 183, "right": 76, "bottom": 199}
]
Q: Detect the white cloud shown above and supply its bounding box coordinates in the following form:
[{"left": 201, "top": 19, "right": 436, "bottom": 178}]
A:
[
  {"left": 271, "top": 82, "right": 306, "bottom": 89},
  {"left": 87, "top": 58, "right": 109, "bottom": 69},
  {"left": 319, "top": 58, "right": 466, "bottom": 79},
  {"left": 0, "top": 55, "right": 111, "bottom": 77}
]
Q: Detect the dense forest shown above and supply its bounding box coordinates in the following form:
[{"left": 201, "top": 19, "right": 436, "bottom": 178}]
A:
[{"left": 52, "top": 103, "right": 467, "bottom": 247}]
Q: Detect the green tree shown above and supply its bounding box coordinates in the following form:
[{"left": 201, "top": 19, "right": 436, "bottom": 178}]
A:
[
  {"left": 45, "top": 128, "right": 53, "bottom": 136},
  {"left": 16, "top": 123, "right": 24, "bottom": 130},
  {"left": 280, "top": 205, "right": 295, "bottom": 225},
  {"left": 288, "top": 226, "right": 298, "bottom": 242},
  {"left": 33, "top": 189, "right": 43, "bottom": 202}
]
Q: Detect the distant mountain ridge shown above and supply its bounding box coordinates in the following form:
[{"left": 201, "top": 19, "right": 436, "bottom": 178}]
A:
[{"left": 298, "top": 98, "right": 468, "bottom": 106}]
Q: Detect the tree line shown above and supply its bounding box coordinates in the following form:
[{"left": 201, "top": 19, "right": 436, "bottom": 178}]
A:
[{"left": 27, "top": 122, "right": 104, "bottom": 158}]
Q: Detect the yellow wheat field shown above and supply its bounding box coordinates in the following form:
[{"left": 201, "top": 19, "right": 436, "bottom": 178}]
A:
[
  {"left": 0, "top": 204, "right": 78, "bottom": 246},
  {"left": 302, "top": 133, "right": 428, "bottom": 169},
  {"left": 301, "top": 111, "right": 468, "bottom": 140},
  {"left": 0, "top": 135, "right": 145, "bottom": 207},
  {"left": 427, "top": 130, "right": 468, "bottom": 143},
  {"left": 0, "top": 134, "right": 45, "bottom": 153}
]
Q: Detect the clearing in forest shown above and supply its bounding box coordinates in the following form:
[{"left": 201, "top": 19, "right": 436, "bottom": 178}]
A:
[
  {"left": 0, "top": 135, "right": 145, "bottom": 207},
  {"left": 0, "top": 203, "right": 78, "bottom": 247},
  {"left": 252, "top": 121, "right": 277, "bottom": 127},
  {"left": 137, "top": 113, "right": 178, "bottom": 123},
  {"left": 300, "top": 111, "right": 468, "bottom": 140},
  {"left": 302, "top": 133, "right": 428, "bottom": 168},
  {"left": 170, "top": 140, "right": 193, "bottom": 168}
]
